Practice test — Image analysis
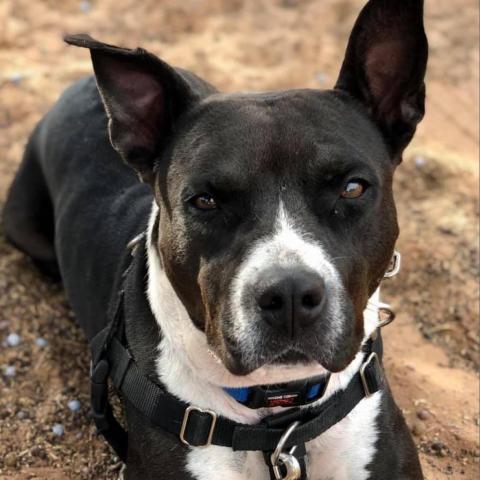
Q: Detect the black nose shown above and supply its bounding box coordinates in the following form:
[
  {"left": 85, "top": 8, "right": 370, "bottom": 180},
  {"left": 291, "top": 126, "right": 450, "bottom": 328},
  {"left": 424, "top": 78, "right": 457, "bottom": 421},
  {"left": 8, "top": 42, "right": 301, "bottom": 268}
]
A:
[{"left": 256, "top": 266, "right": 325, "bottom": 338}]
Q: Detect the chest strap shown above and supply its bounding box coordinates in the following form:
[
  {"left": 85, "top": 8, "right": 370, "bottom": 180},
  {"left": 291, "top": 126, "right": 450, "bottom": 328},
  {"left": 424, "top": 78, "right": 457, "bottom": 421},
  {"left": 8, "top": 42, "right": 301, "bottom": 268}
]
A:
[{"left": 90, "top": 322, "right": 384, "bottom": 464}]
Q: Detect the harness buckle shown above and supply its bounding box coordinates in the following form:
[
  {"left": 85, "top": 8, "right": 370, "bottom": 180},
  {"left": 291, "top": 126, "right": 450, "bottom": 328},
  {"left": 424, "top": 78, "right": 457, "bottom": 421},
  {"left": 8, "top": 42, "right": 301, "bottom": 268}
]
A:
[
  {"left": 360, "top": 352, "right": 383, "bottom": 397},
  {"left": 180, "top": 406, "right": 218, "bottom": 448},
  {"left": 90, "top": 358, "right": 111, "bottom": 432}
]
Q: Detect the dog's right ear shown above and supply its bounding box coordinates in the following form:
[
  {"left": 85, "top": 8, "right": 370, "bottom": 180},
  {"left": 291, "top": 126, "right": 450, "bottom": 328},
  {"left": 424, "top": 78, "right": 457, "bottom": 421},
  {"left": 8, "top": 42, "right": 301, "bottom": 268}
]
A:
[{"left": 65, "top": 34, "right": 200, "bottom": 183}]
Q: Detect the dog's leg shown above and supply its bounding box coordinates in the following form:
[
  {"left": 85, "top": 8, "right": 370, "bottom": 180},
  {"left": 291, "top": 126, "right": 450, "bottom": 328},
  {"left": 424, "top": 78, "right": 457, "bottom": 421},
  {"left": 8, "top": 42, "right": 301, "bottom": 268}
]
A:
[{"left": 3, "top": 124, "right": 60, "bottom": 279}]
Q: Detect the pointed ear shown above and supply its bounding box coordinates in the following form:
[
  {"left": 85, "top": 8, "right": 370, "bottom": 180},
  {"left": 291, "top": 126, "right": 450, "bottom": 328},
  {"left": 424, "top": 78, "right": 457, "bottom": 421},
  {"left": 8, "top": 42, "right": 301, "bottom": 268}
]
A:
[
  {"left": 335, "top": 0, "right": 428, "bottom": 160},
  {"left": 64, "top": 34, "right": 199, "bottom": 183}
]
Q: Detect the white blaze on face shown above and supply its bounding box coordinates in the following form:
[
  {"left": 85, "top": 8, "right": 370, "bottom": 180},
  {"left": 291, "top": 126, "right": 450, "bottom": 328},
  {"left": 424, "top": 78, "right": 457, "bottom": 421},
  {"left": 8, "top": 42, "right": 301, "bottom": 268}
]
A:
[{"left": 229, "top": 201, "right": 347, "bottom": 363}]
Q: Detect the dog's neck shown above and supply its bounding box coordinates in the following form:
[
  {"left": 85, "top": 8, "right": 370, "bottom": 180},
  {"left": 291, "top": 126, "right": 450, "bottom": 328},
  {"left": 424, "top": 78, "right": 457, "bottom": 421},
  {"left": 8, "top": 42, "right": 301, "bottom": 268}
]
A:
[{"left": 145, "top": 202, "right": 381, "bottom": 424}]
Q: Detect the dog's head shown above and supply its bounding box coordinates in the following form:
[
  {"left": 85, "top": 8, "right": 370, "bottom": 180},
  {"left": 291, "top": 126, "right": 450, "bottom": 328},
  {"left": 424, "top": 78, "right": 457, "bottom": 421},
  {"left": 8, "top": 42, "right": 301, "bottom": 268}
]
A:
[{"left": 66, "top": 0, "right": 427, "bottom": 376}]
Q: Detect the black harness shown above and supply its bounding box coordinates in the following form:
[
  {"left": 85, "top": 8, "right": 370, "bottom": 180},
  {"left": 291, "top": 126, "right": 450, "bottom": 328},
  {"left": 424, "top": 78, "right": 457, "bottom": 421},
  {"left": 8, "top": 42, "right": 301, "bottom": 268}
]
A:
[{"left": 89, "top": 239, "right": 389, "bottom": 479}]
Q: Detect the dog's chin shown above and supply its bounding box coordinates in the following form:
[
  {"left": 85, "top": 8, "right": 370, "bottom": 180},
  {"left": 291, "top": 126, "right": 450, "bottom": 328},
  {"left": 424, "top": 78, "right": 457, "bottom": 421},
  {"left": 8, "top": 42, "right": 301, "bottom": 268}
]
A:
[
  {"left": 221, "top": 342, "right": 358, "bottom": 377},
  {"left": 221, "top": 346, "right": 326, "bottom": 377}
]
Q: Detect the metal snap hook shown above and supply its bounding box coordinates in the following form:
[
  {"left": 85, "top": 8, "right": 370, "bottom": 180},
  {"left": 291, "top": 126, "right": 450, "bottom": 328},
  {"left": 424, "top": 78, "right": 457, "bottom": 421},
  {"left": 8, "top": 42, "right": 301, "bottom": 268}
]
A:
[{"left": 270, "top": 421, "right": 302, "bottom": 480}]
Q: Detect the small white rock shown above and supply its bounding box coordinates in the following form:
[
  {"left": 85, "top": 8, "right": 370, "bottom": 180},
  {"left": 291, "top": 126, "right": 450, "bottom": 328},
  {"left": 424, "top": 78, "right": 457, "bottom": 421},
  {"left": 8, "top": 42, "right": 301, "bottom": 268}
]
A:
[
  {"left": 6, "top": 333, "right": 21, "bottom": 347},
  {"left": 4, "top": 365, "right": 16, "bottom": 377},
  {"left": 79, "top": 0, "right": 90, "bottom": 12},
  {"left": 9, "top": 73, "right": 23, "bottom": 85},
  {"left": 52, "top": 423, "right": 64, "bottom": 436},
  {"left": 35, "top": 337, "right": 48, "bottom": 348},
  {"left": 314, "top": 71, "right": 328, "bottom": 86},
  {"left": 67, "top": 399, "right": 81, "bottom": 412},
  {"left": 414, "top": 155, "right": 426, "bottom": 168}
]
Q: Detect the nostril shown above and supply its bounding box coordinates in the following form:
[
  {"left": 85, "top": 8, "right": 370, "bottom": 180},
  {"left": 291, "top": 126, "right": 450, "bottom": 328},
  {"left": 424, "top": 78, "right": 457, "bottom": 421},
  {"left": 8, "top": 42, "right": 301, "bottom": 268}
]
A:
[
  {"left": 302, "top": 294, "right": 316, "bottom": 308},
  {"left": 259, "top": 293, "right": 284, "bottom": 311},
  {"left": 301, "top": 289, "right": 323, "bottom": 310}
]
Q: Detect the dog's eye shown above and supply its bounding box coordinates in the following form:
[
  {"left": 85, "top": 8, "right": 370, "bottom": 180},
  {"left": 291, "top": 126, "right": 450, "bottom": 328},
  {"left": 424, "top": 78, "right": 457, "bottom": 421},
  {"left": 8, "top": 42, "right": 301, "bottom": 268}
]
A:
[
  {"left": 191, "top": 193, "right": 217, "bottom": 210},
  {"left": 341, "top": 180, "right": 367, "bottom": 199}
]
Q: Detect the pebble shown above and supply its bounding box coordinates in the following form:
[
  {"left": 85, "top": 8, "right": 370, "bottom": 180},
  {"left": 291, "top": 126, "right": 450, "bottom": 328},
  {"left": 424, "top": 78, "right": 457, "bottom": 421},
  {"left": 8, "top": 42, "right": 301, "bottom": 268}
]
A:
[
  {"left": 4, "top": 451, "right": 17, "bottom": 467},
  {"left": 417, "top": 409, "right": 430, "bottom": 421},
  {"left": 52, "top": 423, "right": 64, "bottom": 436},
  {"left": 68, "top": 399, "right": 81, "bottom": 412},
  {"left": 414, "top": 155, "right": 427, "bottom": 168},
  {"left": 4, "top": 365, "right": 16, "bottom": 377},
  {"left": 411, "top": 421, "right": 426, "bottom": 436},
  {"left": 79, "top": 0, "right": 91, "bottom": 12},
  {"left": 6, "top": 332, "right": 21, "bottom": 347},
  {"left": 9, "top": 73, "right": 23, "bottom": 85},
  {"left": 35, "top": 337, "right": 48, "bottom": 347},
  {"left": 17, "top": 410, "right": 28, "bottom": 420},
  {"left": 431, "top": 441, "right": 449, "bottom": 457},
  {"left": 314, "top": 71, "right": 328, "bottom": 86},
  {"left": 31, "top": 445, "right": 47, "bottom": 459}
]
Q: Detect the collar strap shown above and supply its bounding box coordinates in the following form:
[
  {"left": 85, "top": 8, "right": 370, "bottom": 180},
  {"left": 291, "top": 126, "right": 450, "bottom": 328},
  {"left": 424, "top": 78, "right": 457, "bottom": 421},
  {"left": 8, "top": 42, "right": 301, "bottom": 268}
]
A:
[
  {"left": 90, "top": 326, "right": 384, "bottom": 462},
  {"left": 224, "top": 374, "right": 330, "bottom": 409}
]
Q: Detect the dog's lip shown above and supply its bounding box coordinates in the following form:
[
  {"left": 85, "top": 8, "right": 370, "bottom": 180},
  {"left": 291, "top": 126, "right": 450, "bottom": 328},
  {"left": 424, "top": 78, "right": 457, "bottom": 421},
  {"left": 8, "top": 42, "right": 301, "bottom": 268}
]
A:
[
  {"left": 219, "top": 343, "right": 321, "bottom": 376},
  {"left": 267, "top": 348, "right": 312, "bottom": 365}
]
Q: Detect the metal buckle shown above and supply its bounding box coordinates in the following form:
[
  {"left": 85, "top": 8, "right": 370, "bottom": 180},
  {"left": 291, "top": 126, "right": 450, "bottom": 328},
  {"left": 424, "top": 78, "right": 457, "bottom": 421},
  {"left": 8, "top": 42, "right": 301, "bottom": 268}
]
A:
[
  {"left": 179, "top": 406, "right": 218, "bottom": 448},
  {"left": 360, "top": 352, "right": 379, "bottom": 397},
  {"left": 270, "top": 421, "right": 302, "bottom": 480},
  {"left": 384, "top": 251, "right": 401, "bottom": 278}
]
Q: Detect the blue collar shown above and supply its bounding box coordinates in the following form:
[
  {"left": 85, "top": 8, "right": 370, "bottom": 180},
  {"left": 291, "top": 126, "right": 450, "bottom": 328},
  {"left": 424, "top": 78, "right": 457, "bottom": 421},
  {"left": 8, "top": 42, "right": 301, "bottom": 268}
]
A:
[{"left": 224, "top": 374, "right": 330, "bottom": 409}]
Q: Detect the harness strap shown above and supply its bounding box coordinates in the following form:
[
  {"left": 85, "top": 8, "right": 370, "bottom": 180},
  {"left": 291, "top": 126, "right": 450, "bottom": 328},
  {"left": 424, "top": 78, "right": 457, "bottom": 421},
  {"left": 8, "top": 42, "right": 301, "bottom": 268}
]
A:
[{"left": 90, "top": 327, "right": 384, "bottom": 463}]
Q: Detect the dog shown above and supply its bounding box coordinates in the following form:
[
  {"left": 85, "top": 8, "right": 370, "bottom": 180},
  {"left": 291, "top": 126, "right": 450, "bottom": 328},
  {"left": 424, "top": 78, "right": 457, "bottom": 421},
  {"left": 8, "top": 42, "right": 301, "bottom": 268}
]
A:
[{"left": 3, "top": 0, "right": 428, "bottom": 478}]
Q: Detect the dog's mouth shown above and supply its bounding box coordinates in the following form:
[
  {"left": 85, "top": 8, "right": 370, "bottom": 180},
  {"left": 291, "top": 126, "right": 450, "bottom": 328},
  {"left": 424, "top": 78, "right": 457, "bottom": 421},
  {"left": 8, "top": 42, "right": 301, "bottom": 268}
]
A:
[
  {"left": 269, "top": 349, "right": 311, "bottom": 365},
  {"left": 218, "top": 337, "right": 329, "bottom": 377},
  {"left": 216, "top": 322, "right": 360, "bottom": 377}
]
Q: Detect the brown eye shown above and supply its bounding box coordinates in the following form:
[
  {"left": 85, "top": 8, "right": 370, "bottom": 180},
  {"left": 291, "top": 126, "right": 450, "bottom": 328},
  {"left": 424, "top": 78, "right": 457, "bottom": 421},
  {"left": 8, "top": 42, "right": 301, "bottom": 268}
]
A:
[
  {"left": 341, "top": 180, "right": 366, "bottom": 199},
  {"left": 191, "top": 193, "right": 217, "bottom": 210}
]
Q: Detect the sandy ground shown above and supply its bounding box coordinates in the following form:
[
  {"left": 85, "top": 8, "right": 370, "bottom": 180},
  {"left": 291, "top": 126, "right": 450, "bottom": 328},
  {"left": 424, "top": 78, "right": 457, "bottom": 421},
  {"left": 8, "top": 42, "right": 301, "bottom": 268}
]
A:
[{"left": 0, "top": 0, "right": 478, "bottom": 479}]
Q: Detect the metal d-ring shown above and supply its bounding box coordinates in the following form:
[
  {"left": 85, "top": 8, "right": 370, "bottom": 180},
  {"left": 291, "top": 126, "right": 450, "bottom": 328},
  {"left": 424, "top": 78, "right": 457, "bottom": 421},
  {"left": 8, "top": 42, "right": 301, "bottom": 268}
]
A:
[
  {"left": 384, "top": 250, "right": 401, "bottom": 278},
  {"left": 270, "top": 421, "right": 302, "bottom": 480},
  {"left": 377, "top": 302, "right": 396, "bottom": 328}
]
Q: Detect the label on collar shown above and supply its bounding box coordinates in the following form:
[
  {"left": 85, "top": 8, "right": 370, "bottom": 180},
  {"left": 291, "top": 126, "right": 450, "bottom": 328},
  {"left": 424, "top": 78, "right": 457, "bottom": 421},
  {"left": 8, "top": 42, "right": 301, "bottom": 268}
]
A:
[
  {"left": 266, "top": 392, "right": 300, "bottom": 408},
  {"left": 224, "top": 374, "right": 330, "bottom": 409}
]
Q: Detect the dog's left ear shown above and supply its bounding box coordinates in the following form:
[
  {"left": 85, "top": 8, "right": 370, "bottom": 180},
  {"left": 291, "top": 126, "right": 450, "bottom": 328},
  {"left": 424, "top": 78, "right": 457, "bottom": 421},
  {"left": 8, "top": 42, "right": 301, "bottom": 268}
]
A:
[
  {"left": 335, "top": 0, "right": 428, "bottom": 161},
  {"left": 64, "top": 34, "right": 203, "bottom": 183}
]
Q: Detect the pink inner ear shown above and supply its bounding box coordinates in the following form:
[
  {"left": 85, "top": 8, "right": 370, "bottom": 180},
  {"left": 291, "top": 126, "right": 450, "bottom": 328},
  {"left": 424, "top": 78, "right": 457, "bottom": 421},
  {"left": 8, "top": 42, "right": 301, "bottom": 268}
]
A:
[
  {"left": 101, "top": 57, "right": 166, "bottom": 155},
  {"left": 365, "top": 39, "right": 413, "bottom": 119},
  {"left": 116, "top": 70, "right": 165, "bottom": 151}
]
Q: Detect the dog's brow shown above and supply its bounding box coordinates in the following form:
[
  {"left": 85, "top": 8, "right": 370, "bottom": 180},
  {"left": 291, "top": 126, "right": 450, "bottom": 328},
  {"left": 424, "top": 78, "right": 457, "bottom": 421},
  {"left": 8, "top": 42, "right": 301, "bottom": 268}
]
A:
[{"left": 310, "top": 156, "right": 379, "bottom": 182}]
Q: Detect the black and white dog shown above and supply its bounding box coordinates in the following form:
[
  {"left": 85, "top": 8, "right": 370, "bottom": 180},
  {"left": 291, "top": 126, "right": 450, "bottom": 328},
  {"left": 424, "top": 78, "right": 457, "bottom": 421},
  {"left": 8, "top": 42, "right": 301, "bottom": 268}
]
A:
[{"left": 3, "top": 0, "right": 428, "bottom": 478}]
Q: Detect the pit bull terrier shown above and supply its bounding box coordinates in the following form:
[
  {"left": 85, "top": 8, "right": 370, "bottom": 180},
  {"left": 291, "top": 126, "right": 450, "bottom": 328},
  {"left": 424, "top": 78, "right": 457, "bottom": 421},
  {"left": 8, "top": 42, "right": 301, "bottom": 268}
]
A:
[{"left": 3, "top": 0, "right": 428, "bottom": 478}]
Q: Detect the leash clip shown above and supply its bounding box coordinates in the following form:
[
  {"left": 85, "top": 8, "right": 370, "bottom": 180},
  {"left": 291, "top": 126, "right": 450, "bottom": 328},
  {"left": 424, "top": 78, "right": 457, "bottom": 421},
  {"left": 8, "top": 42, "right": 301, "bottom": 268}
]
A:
[{"left": 270, "top": 421, "right": 302, "bottom": 480}]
